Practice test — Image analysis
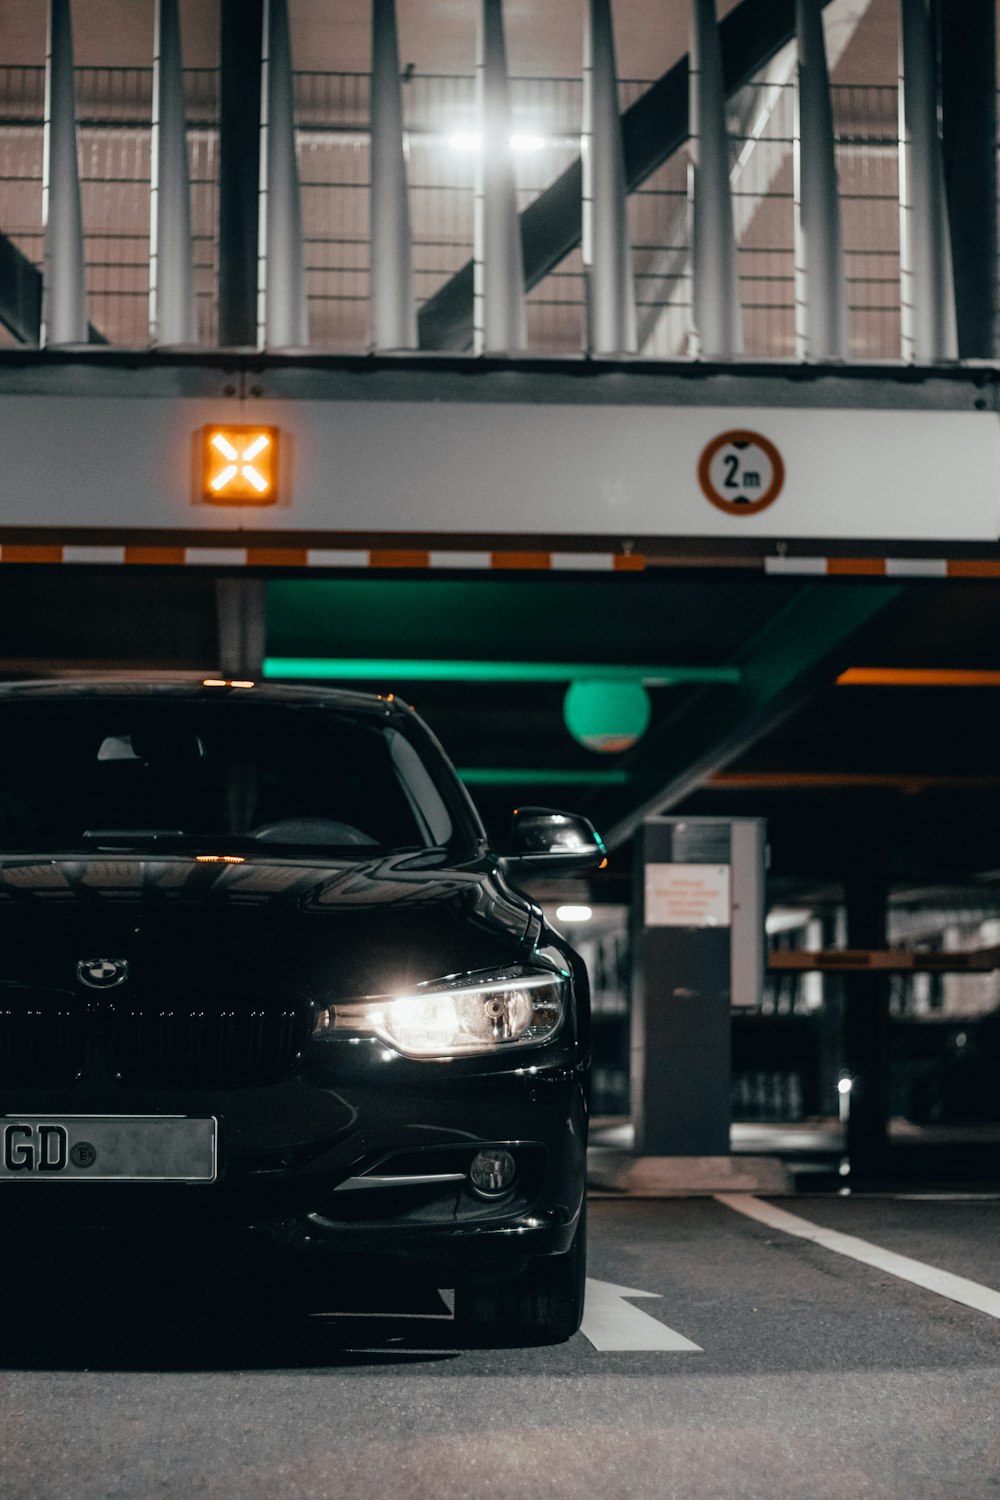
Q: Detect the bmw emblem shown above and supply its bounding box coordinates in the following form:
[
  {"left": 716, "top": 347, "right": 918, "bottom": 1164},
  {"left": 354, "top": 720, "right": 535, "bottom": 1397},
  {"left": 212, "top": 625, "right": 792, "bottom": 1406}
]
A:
[{"left": 76, "top": 958, "right": 129, "bottom": 989}]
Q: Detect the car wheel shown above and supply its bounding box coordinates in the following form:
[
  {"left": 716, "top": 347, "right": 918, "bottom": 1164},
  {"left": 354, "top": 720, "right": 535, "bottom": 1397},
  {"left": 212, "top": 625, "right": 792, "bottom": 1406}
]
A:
[{"left": 453, "top": 1201, "right": 587, "bottom": 1348}]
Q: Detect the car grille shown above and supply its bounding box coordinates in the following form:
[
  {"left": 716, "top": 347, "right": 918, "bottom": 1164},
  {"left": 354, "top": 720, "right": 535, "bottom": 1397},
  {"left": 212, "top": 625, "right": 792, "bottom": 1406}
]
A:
[
  {"left": 0, "top": 987, "right": 88, "bottom": 1086},
  {"left": 111, "top": 999, "right": 313, "bottom": 1087},
  {"left": 0, "top": 986, "right": 312, "bottom": 1089}
]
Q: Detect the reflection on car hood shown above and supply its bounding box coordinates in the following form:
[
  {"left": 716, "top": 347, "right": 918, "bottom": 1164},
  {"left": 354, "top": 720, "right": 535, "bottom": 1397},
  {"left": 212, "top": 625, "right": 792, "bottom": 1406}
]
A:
[{"left": 0, "top": 852, "right": 536, "bottom": 1002}]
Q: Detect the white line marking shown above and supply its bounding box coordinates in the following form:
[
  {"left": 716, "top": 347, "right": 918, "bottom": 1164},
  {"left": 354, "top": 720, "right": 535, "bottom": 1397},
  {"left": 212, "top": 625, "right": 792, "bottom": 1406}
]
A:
[
  {"left": 428, "top": 551, "right": 492, "bottom": 569},
  {"left": 581, "top": 1277, "right": 702, "bottom": 1352},
  {"left": 716, "top": 1193, "right": 1000, "bottom": 1321}
]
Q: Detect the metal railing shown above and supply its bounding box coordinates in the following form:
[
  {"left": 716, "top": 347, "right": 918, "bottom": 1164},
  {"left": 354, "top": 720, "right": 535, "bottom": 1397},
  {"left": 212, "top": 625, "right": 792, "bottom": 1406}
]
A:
[{"left": 0, "top": 64, "right": 965, "bottom": 356}]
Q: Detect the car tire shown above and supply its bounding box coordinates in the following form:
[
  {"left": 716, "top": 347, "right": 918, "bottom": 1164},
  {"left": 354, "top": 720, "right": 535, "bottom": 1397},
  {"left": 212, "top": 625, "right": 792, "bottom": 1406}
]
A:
[{"left": 453, "top": 1201, "right": 587, "bottom": 1348}]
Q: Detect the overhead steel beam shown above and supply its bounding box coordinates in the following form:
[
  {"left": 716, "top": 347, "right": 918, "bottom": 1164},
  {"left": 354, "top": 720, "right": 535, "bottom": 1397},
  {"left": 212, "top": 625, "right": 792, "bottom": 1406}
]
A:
[
  {"left": 898, "top": 0, "right": 957, "bottom": 362},
  {"left": 218, "top": 0, "right": 263, "bottom": 346},
  {"left": 370, "top": 0, "right": 417, "bottom": 350},
  {"left": 150, "top": 0, "right": 197, "bottom": 346},
  {"left": 939, "top": 0, "right": 997, "bottom": 359},
  {"left": 474, "top": 0, "right": 526, "bottom": 352},
  {"left": 794, "top": 0, "right": 846, "bottom": 359},
  {"left": 690, "top": 0, "right": 743, "bottom": 357},
  {"left": 43, "top": 0, "right": 87, "bottom": 346},
  {"left": 418, "top": 0, "right": 837, "bottom": 351},
  {"left": 583, "top": 0, "right": 637, "bottom": 354},
  {"left": 588, "top": 583, "right": 904, "bottom": 851},
  {"left": 259, "top": 0, "right": 308, "bottom": 348}
]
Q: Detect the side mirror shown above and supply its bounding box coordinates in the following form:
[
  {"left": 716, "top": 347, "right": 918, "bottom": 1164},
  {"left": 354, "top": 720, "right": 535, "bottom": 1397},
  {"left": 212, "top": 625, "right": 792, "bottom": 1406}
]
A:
[{"left": 503, "top": 806, "right": 607, "bottom": 873}]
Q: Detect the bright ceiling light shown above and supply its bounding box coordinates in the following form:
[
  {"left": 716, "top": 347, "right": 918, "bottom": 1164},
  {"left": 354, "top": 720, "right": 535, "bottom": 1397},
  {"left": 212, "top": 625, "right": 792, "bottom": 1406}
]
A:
[
  {"left": 556, "top": 905, "right": 593, "bottom": 923},
  {"left": 447, "top": 130, "right": 482, "bottom": 152},
  {"left": 445, "top": 131, "right": 547, "bottom": 154}
]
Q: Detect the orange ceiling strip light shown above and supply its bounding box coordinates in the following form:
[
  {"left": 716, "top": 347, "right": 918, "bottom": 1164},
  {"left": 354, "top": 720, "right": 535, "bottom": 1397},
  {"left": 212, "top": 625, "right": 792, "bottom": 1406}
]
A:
[
  {"left": 709, "top": 772, "right": 1000, "bottom": 791},
  {"left": 837, "top": 668, "right": 1000, "bottom": 688}
]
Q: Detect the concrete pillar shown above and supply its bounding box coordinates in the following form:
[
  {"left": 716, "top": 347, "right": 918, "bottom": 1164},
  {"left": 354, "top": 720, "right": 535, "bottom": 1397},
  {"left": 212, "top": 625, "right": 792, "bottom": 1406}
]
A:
[
  {"left": 843, "top": 872, "right": 890, "bottom": 1175},
  {"left": 583, "top": 0, "right": 637, "bottom": 355},
  {"left": 218, "top": 0, "right": 263, "bottom": 346},
  {"left": 689, "top": 0, "right": 743, "bottom": 358},
  {"left": 259, "top": 0, "right": 309, "bottom": 348},
  {"left": 794, "top": 0, "right": 847, "bottom": 359},
  {"left": 150, "top": 0, "right": 197, "bottom": 346},
  {"left": 371, "top": 0, "right": 417, "bottom": 350},
  {"left": 216, "top": 578, "right": 267, "bottom": 679},
  {"left": 474, "top": 0, "right": 526, "bottom": 353},
  {"left": 42, "top": 0, "right": 87, "bottom": 346},
  {"left": 939, "top": 0, "right": 997, "bottom": 359},
  {"left": 898, "top": 0, "right": 957, "bottom": 361}
]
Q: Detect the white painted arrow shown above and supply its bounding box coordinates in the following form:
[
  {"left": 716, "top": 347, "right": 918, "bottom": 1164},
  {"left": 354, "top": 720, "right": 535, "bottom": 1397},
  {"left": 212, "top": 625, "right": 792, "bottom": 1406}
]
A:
[{"left": 580, "top": 1278, "right": 702, "bottom": 1352}]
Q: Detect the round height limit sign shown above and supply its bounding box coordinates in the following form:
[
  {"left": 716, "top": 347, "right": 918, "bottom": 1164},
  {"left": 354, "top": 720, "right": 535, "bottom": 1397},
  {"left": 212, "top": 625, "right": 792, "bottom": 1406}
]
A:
[{"left": 698, "top": 429, "right": 785, "bottom": 515}]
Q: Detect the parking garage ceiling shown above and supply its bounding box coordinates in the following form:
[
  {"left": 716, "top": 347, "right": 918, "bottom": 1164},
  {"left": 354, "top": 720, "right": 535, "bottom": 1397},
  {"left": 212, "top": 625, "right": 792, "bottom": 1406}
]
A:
[{"left": 3, "top": 565, "right": 1000, "bottom": 902}]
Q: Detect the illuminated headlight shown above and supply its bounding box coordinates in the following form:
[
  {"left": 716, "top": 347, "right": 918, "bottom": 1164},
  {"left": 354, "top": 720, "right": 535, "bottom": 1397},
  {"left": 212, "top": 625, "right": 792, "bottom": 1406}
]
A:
[{"left": 314, "top": 967, "right": 566, "bottom": 1058}]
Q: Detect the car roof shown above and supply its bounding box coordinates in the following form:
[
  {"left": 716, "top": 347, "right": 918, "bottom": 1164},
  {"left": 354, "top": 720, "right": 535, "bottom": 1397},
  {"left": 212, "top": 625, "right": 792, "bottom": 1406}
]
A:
[{"left": 0, "top": 677, "right": 403, "bottom": 717}]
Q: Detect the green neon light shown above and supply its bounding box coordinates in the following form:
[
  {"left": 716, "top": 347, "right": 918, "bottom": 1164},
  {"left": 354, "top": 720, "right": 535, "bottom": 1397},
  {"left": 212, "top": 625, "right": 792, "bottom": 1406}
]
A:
[
  {"left": 263, "top": 658, "right": 740, "bottom": 686},
  {"left": 457, "top": 768, "right": 630, "bottom": 786}
]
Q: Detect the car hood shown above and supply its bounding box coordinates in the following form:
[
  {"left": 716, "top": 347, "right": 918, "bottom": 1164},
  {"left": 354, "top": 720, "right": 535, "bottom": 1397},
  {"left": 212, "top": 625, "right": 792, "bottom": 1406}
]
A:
[{"left": 0, "top": 851, "right": 536, "bottom": 1003}]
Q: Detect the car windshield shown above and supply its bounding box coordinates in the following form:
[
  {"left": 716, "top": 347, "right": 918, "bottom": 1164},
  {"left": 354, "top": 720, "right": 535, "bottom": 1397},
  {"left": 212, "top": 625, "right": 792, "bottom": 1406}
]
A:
[{"left": 0, "top": 697, "right": 469, "bottom": 855}]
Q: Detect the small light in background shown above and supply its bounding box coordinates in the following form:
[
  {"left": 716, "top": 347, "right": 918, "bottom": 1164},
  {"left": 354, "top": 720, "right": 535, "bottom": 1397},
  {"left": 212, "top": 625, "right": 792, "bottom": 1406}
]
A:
[
  {"left": 556, "top": 904, "right": 593, "bottom": 923},
  {"left": 510, "top": 132, "right": 545, "bottom": 152},
  {"left": 765, "top": 907, "right": 813, "bottom": 936},
  {"left": 447, "top": 130, "right": 482, "bottom": 152}
]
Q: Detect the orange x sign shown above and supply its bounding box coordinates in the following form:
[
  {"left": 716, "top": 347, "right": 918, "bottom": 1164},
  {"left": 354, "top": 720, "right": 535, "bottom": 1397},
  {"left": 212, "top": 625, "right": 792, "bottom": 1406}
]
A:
[{"left": 202, "top": 426, "right": 280, "bottom": 504}]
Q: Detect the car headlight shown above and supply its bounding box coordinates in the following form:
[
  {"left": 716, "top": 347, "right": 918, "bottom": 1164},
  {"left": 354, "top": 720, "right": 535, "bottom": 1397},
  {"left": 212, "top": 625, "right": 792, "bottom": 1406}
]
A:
[{"left": 313, "top": 966, "right": 566, "bottom": 1058}]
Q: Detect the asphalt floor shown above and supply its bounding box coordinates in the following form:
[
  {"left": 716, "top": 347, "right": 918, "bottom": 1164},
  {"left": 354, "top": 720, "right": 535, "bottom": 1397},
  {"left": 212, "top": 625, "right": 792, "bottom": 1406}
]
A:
[{"left": 1, "top": 1195, "right": 999, "bottom": 1499}]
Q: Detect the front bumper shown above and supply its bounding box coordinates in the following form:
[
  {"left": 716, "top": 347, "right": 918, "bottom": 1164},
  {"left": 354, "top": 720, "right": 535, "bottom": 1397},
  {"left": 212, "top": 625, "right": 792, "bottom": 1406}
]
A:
[{"left": 0, "top": 1033, "right": 588, "bottom": 1274}]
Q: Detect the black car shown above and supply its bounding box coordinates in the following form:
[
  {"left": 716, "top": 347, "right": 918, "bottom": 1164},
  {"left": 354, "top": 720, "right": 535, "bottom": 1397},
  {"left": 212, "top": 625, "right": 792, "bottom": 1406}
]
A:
[{"left": 0, "top": 680, "right": 601, "bottom": 1346}]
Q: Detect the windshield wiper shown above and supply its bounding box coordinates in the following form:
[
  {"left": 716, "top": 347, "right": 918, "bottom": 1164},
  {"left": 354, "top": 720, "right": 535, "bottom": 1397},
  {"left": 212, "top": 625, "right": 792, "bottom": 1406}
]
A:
[{"left": 82, "top": 829, "right": 188, "bottom": 844}]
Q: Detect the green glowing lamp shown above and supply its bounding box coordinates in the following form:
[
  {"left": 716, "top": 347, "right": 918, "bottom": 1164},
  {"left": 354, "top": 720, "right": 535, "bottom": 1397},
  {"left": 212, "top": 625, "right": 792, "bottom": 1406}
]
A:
[{"left": 563, "top": 679, "right": 651, "bottom": 754}]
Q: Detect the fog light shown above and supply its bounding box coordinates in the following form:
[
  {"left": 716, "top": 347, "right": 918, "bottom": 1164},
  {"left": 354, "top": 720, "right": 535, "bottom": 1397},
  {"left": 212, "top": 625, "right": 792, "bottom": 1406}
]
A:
[{"left": 468, "top": 1149, "right": 517, "bottom": 1198}]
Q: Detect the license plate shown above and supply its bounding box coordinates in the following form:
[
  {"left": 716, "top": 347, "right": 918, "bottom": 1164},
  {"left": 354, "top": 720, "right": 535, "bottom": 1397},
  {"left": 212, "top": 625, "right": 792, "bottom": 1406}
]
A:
[{"left": 0, "top": 1116, "right": 217, "bottom": 1182}]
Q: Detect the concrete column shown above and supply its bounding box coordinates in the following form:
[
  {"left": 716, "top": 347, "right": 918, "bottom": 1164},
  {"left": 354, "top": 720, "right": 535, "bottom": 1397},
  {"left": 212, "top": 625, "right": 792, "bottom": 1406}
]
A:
[
  {"left": 794, "top": 0, "right": 846, "bottom": 359},
  {"left": 583, "top": 0, "right": 636, "bottom": 355},
  {"left": 150, "top": 0, "right": 197, "bottom": 346},
  {"left": 939, "top": 0, "right": 997, "bottom": 359},
  {"left": 42, "top": 0, "right": 86, "bottom": 346},
  {"left": 474, "top": 0, "right": 526, "bottom": 353},
  {"left": 689, "top": 0, "right": 743, "bottom": 358},
  {"left": 218, "top": 0, "right": 263, "bottom": 346},
  {"left": 632, "top": 817, "right": 764, "bottom": 1155},
  {"left": 371, "top": 0, "right": 417, "bottom": 350},
  {"left": 898, "top": 0, "right": 957, "bottom": 361},
  {"left": 259, "top": 0, "right": 308, "bottom": 348},
  {"left": 843, "top": 873, "right": 890, "bottom": 1176},
  {"left": 216, "top": 578, "right": 267, "bottom": 679}
]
